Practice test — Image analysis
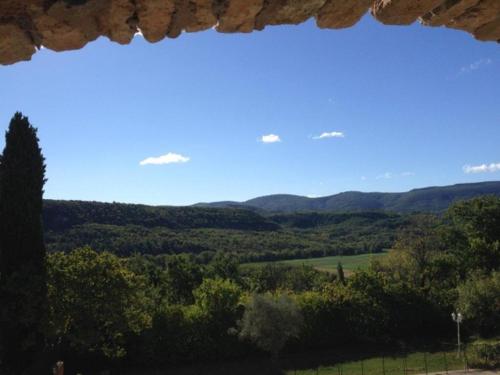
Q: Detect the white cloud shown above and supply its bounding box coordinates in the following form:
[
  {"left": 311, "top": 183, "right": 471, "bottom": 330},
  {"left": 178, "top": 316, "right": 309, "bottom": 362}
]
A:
[
  {"left": 460, "top": 58, "right": 492, "bottom": 74},
  {"left": 261, "top": 134, "right": 281, "bottom": 143},
  {"left": 377, "top": 172, "right": 393, "bottom": 180},
  {"left": 463, "top": 162, "right": 500, "bottom": 174},
  {"left": 401, "top": 171, "right": 415, "bottom": 177},
  {"left": 313, "top": 131, "right": 345, "bottom": 140},
  {"left": 134, "top": 28, "right": 143, "bottom": 38},
  {"left": 139, "top": 152, "right": 190, "bottom": 166}
]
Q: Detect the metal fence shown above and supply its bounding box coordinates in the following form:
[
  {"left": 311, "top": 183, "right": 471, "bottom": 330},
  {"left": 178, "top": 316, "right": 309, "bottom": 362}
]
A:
[{"left": 284, "top": 345, "right": 481, "bottom": 375}]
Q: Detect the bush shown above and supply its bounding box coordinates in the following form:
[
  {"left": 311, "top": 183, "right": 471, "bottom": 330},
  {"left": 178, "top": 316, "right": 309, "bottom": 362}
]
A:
[
  {"left": 457, "top": 272, "right": 500, "bottom": 337},
  {"left": 468, "top": 340, "right": 500, "bottom": 369},
  {"left": 239, "top": 294, "right": 302, "bottom": 356},
  {"left": 46, "top": 248, "right": 152, "bottom": 360}
]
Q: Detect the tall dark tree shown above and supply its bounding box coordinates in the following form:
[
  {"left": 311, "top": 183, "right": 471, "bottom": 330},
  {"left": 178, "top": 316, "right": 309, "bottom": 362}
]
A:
[
  {"left": 0, "top": 112, "right": 47, "bottom": 374},
  {"left": 337, "top": 262, "right": 345, "bottom": 285}
]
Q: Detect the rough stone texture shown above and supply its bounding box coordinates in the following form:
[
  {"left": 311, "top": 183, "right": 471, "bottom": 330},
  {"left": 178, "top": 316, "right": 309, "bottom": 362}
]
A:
[
  {"left": 421, "top": 0, "right": 480, "bottom": 27},
  {"left": 136, "top": 0, "right": 175, "bottom": 42},
  {"left": 101, "top": 0, "right": 136, "bottom": 45},
  {"left": 0, "top": 0, "right": 499, "bottom": 65},
  {"left": 215, "top": 0, "right": 264, "bottom": 33},
  {"left": 167, "top": 0, "right": 217, "bottom": 38},
  {"left": 316, "top": 0, "right": 372, "bottom": 29},
  {"left": 259, "top": 0, "right": 328, "bottom": 27},
  {"left": 0, "top": 23, "right": 36, "bottom": 65},
  {"left": 32, "top": 1, "right": 103, "bottom": 51},
  {"left": 475, "top": 17, "right": 500, "bottom": 41},
  {"left": 184, "top": 0, "right": 218, "bottom": 32},
  {"left": 446, "top": 0, "right": 500, "bottom": 33},
  {"left": 371, "top": 0, "right": 444, "bottom": 25},
  {"left": 421, "top": 0, "right": 500, "bottom": 41}
]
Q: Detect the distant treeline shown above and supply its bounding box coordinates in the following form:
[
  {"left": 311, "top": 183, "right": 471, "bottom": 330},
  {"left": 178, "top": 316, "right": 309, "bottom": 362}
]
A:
[{"left": 43, "top": 200, "right": 406, "bottom": 261}]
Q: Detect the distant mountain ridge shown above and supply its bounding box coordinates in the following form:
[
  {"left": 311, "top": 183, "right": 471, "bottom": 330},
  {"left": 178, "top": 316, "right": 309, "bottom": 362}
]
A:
[{"left": 195, "top": 181, "right": 500, "bottom": 213}]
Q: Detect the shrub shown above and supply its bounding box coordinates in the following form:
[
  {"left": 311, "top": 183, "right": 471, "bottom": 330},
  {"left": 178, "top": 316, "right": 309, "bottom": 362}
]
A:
[
  {"left": 468, "top": 340, "right": 500, "bottom": 369},
  {"left": 239, "top": 294, "right": 302, "bottom": 356}
]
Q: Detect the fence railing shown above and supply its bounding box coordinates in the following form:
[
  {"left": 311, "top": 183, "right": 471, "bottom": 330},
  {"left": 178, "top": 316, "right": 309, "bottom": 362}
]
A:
[{"left": 284, "top": 344, "right": 481, "bottom": 375}]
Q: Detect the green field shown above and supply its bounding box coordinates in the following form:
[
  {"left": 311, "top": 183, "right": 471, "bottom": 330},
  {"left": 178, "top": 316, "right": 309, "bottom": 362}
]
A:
[
  {"left": 286, "top": 349, "right": 468, "bottom": 375},
  {"left": 243, "top": 252, "right": 387, "bottom": 274}
]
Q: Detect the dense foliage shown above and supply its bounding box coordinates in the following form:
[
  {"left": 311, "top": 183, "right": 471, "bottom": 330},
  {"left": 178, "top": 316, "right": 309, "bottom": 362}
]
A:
[
  {"left": 0, "top": 113, "right": 48, "bottom": 374},
  {"left": 46, "top": 248, "right": 152, "bottom": 360},
  {"left": 44, "top": 203, "right": 400, "bottom": 261},
  {"left": 36, "top": 196, "right": 500, "bottom": 373}
]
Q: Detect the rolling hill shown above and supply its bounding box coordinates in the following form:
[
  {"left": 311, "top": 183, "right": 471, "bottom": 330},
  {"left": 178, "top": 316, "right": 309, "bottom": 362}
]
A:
[{"left": 196, "top": 181, "right": 500, "bottom": 213}]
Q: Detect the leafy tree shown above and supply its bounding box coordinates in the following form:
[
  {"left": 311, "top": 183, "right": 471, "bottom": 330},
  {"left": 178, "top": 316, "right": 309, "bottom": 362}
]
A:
[
  {"left": 457, "top": 272, "right": 500, "bottom": 337},
  {"left": 239, "top": 294, "right": 302, "bottom": 357},
  {"left": 207, "top": 252, "right": 240, "bottom": 282},
  {"left": 296, "top": 288, "right": 353, "bottom": 349},
  {"left": 191, "top": 278, "right": 243, "bottom": 358},
  {"left": 447, "top": 196, "right": 500, "bottom": 273},
  {"left": 384, "top": 214, "right": 444, "bottom": 289},
  {"left": 164, "top": 254, "right": 202, "bottom": 304},
  {"left": 46, "top": 248, "right": 152, "bottom": 360},
  {"left": 0, "top": 112, "right": 47, "bottom": 374},
  {"left": 193, "top": 278, "right": 242, "bottom": 320}
]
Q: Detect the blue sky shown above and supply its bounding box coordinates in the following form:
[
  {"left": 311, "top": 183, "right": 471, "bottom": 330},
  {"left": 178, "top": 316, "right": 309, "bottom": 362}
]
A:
[{"left": 1, "top": 15, "right": 499, "bottom": 206}]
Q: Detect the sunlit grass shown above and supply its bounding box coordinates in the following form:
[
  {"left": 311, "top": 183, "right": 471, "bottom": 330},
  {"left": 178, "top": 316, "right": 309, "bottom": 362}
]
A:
[
  {"left": 243, "top": 253, "right": 387, "bottom": 274},
  {"left": 286, "top": 350, "right": 468, "bottom": 375}
]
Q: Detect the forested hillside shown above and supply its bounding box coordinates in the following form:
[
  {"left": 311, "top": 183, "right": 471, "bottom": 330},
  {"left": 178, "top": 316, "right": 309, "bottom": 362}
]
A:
[
  {"left": 43, "top": 200, "right": 404, "bottom": 261},
  {"left": 198, "top": 181, "right": 500, "bottom": 213}
]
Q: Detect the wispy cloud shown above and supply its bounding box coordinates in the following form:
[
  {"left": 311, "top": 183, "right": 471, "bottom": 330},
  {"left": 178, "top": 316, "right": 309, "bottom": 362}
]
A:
[
  {"left": 401, "top": 171, "right": 416, "bottom": 177},
  {"left": 376, "top": 171, "right": 415, "bottom": 180},
  {"left": 377, "top": 172, "right": 394, "bottom": 180},
  {"left": 261, "top": 134, "right": 281, "bottom": 143},
  {"left": 313, "top": 131, "right": 345, "bottom": 140},
  {"left": 463, "top": 162, "right": 500, "bottom": 174},
  {"left": 139, "top": 152, "right": 190, "bottom": 166},
  {"left": 459, "top": 58, "right": 492, "bottom": 75}
]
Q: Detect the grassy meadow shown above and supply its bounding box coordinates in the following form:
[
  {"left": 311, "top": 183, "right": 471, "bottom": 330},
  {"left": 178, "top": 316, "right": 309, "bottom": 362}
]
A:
[{"left": 242, "top": 252, "right": 387, "bottom": 274}]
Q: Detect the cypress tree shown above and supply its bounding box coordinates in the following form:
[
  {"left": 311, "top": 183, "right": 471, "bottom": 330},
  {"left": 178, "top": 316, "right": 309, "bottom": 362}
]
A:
[
  {"left": 0, "top": 112, "right": 47, "bottom": 374},
  {"left": 337, "top": 262, "right": 345, "bottom": 285}
]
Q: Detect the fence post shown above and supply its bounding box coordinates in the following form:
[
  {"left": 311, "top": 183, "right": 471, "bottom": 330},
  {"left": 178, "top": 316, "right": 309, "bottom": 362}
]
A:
[
  {"left": 463, "top": 347, "right": 469, "bottom": 373},
  {"left": 443, "top": 351, "right": 448, "bottom": 374},
  {"left": 361, "top": 360, "right": 364, "bottom": 375},
  {"left": 403, "top": 356, "right": 407, "bottom": 375},
  {"left": 382, "top": 356, "right": 386, "bottom": 375}
]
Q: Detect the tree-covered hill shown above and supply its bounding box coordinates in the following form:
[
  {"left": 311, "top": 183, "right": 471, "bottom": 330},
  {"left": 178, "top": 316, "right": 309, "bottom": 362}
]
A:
[
  {"left": 197, "top": 181, "right": 500, "bottom": 213},
  {"left": 42, "top": 182, "right": 500, "bottom": 260},
  {"left": 43, "top": 200, "right": 279, "bottom": 231},
  {"left": 43, "top": 200, "right": 404, "bottom": 260}
]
